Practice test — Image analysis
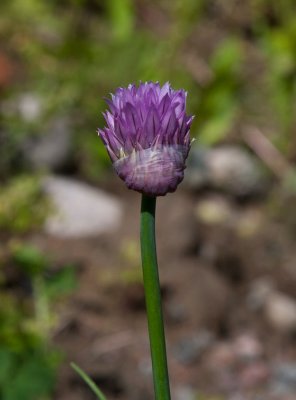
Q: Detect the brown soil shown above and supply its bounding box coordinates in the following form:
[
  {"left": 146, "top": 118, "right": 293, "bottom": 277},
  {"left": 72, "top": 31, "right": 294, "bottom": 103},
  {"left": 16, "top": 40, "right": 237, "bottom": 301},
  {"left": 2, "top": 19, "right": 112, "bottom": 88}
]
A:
[{"left": 31, "top": 181, "right": 296, "bottom": 400}]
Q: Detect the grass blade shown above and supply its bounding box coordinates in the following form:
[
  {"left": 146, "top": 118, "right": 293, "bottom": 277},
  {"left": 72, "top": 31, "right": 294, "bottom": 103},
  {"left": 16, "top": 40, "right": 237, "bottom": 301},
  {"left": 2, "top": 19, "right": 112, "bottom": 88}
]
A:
[{"left": 70, "top": 362, "right": 107, "bottom": 400}]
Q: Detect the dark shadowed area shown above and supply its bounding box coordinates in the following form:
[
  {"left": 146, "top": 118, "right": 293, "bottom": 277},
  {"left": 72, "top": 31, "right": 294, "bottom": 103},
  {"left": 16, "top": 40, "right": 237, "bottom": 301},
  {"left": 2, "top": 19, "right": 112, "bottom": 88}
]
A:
[{"left": 1, "top": 1, "right": 296, "bottom": 399}]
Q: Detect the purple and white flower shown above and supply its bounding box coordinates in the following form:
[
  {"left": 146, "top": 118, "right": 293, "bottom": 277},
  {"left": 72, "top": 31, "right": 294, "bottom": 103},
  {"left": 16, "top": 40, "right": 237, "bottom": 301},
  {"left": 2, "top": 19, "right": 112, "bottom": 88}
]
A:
[{"left": 98, "top": 82, "right": 194, "bottom": 196}]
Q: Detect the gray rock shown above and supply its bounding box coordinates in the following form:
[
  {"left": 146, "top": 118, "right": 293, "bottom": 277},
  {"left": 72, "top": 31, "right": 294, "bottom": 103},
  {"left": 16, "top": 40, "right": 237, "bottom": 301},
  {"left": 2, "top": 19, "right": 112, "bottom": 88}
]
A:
[
  {"left": 265, "top": 292, "right": 296, "bottom": 333},
  {"left": 233, "top": 333, "right": 263, "bottom": 362},
  {"left": 1, "top": 92, "right": 42, "bottom": 122},
  {"left": 274, "top": 363, "right": 296, "bottom": 386},
  {"left": 173, "top": 331, "right": 214, "bottom": 365},
  {"left": 24, "top": 117, "right": 72, "bottom": 171},
  {"left": 43, "top": 176, "right": 122, "bottom": 237},
  {"left": 18, "top": 93, "right": 42, "bottom": 122},
  {"left": 175, "top": 386, "right": 195, "bottom": 400},
  {"left": 270, "top": 363, "right": 296, "bottom": 396},
  {"left": 138, "top": 358, "right": 152, "bottom": 376},
  {"left": 186, "top": 145, "right": 267, "bottom": 197},
  {"left": 194, "top": 195, "right": 233, "bottom": 226},
  {"left": 247, "top": 279, "right": 296, "bottom": 333},
  {"left": 206, "top": 341, "right": 236, "bottom": 369},
  {"left": 166, "top": 302, "right": 188, "bottom": 324},
  {"left": 185, "top": 146, "right": 210, "bottom": 189},
  {"left": 246, "top": 278, "right": 273, "bottom": 311}
]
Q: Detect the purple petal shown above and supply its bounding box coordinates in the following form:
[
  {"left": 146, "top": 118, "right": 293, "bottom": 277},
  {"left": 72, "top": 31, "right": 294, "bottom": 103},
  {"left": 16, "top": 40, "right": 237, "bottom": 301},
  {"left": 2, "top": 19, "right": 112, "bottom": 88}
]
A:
[
  {"left": 107, "top": 131, "right": 122, "bottom": 155},
  {"left": 103, "top": 110, "right": 115, "bottom": 129},
  {"left": 146, "top": 87, "right": 158, "bottom": 106},
  {"left": 124, "top": 102, "right": 140, "bottom": 136},
  {"left": 144, "top": 106, "right": 161, "bottom": 146},
  {"left": 124, "top": 134, "right": 134, "bottom": 154},
  {"left": 180, "top": 115, "right": 194, "bottom": 142},
  {"left": 159, "top": 94, "right": 171, "bottom": 116},
  {"left": 160, "top": 82, "right": 171, "bottom": 99},
  {"left": 161, "top": 109, "right": 177, "bottom": 138},
  {"left": 165, "top": 112, "right": 178, "bottom": 142},
  {"left": 114, "top": 116, "right": 125, "bottom": 143},
  {"left": 105, "top": 98, "right": 117, "bottom": 114}
]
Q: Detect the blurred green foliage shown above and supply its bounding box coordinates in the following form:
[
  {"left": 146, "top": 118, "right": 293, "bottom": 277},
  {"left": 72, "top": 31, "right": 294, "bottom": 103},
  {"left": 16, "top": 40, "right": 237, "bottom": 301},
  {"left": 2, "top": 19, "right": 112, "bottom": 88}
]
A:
[
  {"left": 198, "top": 38, "right": 243, "bottom": 145},
  {"left": 0, "top": 1, "right": 296, "bottom": 398},
  {"left": 0, "top": 347, "right": 58, "bottom": 400},
  {"left": 0, "top": 243, "right": 77, "bottom": 399},
  {"left": 0, "top": 0, "right": 295, "bottom": 179},
  {"left": 261, "top": 19, "right": 296, "bottom": 151},
  {"left": 0, "top": 175, "right": 49, "bottom": 233}
]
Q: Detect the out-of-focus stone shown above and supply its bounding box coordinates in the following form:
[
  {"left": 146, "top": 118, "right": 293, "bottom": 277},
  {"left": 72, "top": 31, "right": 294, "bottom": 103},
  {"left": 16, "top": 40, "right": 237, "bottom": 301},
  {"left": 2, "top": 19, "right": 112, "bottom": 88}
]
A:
[
  {"left": 247, "top": 279, "right": 296, "bottom": 333},
  {"left": 175, "top": 386, "right": 196, "bottom": 400},
  {"left": 239, "top": 362, "right": 270, "bottom": 388},
  {"left": 233, "top": 333, "right": 263, "bottom": 361},
  {"left": 270, "top": 363, "right": 296, "bottom": 396},
  {"left": 18, "top": 93, "right": 42, "bottom": 122},
  {"left": 24, "top": 117, "right": 73, "bottom": 171},
  {"left": 236, "top": 208, "right": 264, "bottom": 238},
  {"left": 206, "top": 342, "right": 236, "bottom": 369},
  {"left": 1, "top": 92, "right": 42, "bottom": 122},
  {"left": 265, "top": 292, "right": 296, "bottom": 333},
  {"left": 43, "top": 176, "right": 122, "bottom": 237},
  {"left": 194, "top": 195, "right": 264, "bottom": 239},
  {"left": 166, "top": 302, "right": 188, "bottom": 324},
  {"left": 185, "top": 146, "right": 210, "bottom": 189},
  {"left": 246, "top": 278, "right": 273, "bottom": 311},
  {"left": 207, "top": 334, "right": 264, "bottom": 371},
  {"left": 186, "top": 145, "right": 267, "bottom": 197},
  {"left": 173, "top": 331, "right": 214, "bottom": 365},
  {"left": 194, "top": 195, "right": 233, "bottom": 226}
]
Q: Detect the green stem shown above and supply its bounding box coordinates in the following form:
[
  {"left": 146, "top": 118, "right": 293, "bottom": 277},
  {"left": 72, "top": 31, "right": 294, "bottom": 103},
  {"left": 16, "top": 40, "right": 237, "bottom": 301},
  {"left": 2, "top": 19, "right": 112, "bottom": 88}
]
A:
[{"left": 140, "top": 194, "right": 171, "bottom": 400}]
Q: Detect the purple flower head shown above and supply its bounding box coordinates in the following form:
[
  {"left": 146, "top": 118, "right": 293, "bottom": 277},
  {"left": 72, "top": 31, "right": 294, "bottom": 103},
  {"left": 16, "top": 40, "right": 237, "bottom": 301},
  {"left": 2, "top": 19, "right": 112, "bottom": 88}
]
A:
[{"left": 98, "top": 82, "right": 194, "bottom": 196}]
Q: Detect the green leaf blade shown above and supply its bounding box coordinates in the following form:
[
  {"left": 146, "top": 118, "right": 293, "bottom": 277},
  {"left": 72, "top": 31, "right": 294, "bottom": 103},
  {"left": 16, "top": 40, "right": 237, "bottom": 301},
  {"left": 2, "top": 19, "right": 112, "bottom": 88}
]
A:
[{"left": 71, "top": 362, "right": 107, "bottom": 400}]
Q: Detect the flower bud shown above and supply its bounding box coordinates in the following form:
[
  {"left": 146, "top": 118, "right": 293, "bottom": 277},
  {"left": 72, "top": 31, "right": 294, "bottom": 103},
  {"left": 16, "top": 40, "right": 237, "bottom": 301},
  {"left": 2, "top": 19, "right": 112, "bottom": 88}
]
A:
[{"left": 98, "top": 82, "right": 194, "bottom": 196}]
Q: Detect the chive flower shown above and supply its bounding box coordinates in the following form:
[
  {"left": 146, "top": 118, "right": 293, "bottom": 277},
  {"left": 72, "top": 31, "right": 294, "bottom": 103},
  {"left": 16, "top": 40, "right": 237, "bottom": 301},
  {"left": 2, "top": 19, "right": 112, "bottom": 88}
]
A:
[{"left": 98, "top": 82, "right": 194, "bottom": 196}]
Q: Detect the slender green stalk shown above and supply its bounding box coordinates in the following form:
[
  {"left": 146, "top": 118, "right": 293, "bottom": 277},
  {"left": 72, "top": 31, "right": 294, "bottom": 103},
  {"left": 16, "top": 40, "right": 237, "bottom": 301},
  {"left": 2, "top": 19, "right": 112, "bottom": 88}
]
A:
[
  {"left": 71, "top": 363, "right": 107, "bottom": 400},
  {"left": 140, "top": 194, "right": 171, "bottom": 400}
]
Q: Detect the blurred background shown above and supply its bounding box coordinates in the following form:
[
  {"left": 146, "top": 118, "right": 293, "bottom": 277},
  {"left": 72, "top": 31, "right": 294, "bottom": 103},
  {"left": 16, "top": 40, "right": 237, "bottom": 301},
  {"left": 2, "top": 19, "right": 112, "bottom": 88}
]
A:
[{"left": 1, "top": 0, "right": 296, "bottom": 399}]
